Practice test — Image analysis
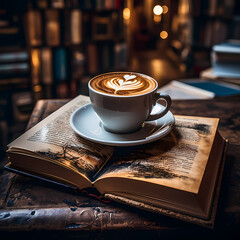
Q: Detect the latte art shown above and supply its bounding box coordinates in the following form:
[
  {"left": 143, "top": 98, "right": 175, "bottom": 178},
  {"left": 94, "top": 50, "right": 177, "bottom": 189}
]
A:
[
  {"left": 90, "top": 73, "right": 156, "bottom": 96},
  {"left": 107, "top": 75, "right": 146, "bottom": 94}
]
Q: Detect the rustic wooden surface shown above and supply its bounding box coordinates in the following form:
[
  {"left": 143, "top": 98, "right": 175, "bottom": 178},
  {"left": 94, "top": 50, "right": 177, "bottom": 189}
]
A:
[{"left": 0, "top": 95, "right": 240, "bottom": 239}]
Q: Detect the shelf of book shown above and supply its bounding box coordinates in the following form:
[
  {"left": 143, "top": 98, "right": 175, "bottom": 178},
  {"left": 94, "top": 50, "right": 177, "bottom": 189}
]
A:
[
  {"left": 0, "top": 0, "right": 127, "bottom": 160},
  {"left": 24, "top": 0, "right": 127, "bottom": 100}
]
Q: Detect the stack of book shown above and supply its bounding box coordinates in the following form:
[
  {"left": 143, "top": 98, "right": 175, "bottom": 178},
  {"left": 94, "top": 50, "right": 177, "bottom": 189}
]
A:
[{"left": 211, "top": 41, "right": 240, "bottom": 79}]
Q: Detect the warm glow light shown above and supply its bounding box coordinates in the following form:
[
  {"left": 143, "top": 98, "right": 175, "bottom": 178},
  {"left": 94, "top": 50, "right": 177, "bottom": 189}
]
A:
[
  {"left": 123, "top": 8, "right": 130, "bottom": 20},
  {"left": 153, "top": 5, "right": 163, "bottom": 16},
  {"left": 32, "top": 50, "right": 39, "bottom": 67},
  {"left": 154, "top": 15, "right": 162, "bottom": 23},
  {"left": 33, "top": 84, "right": 42, "bottom": 92},
  {"left": 179, "top": 0, "right": 190, "bottom": 15},
  {"left": 162, "top": 5, "right": 168, "bottom": 14},
  {"left": 160, "top": 31, "right": 168, "bottom": 39}
]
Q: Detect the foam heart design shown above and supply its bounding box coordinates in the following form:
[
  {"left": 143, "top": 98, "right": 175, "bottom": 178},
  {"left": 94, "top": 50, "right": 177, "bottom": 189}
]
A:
[
  {"left": 107, "top": 76, "right": 144, "bottom": 94},
  {"left": 124, "top": 74, "right": 136, "bottom": 81}
]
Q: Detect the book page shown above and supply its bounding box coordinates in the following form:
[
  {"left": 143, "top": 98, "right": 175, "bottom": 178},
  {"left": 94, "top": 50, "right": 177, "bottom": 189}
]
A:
[
  {"left": 98, "top": 116, "right": 219, "bottom": 194},
  {"left": 8, "top": 95, "right": 113, "bottom": 181}
]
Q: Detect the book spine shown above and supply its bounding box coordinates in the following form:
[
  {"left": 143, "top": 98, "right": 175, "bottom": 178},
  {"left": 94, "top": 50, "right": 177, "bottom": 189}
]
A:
[
  {"left": 41, "top": 47, "right": 53, "bottom": 85},
  {"left": 0, "top": 63, "right": 29, "bottom": 73},
  {"left": 70, "top": 9, "right": 82, "bottom": 45},
  {"left": 208, "top": 0, "right": 218, "bottom": 16},
  {"left": 0, "top": 51, "right": 29, "bottom": 63},
  {"left": 33, "top": 0, "right": 48, "bottom": 9},
  {"left": 53, "top": 47, "right": 70, "bottom": 98},
  {"left": 26, "top": 10, "right": 42, "bottom": 46},
  {"left": 51, "top": 0, "right": 65, "bottom": 9},
  {"left": 45, "top": 9, "right": 60, "bottom": 46},
  {"left": 30, "top": 49, "right": 41, "bottom": 86},
  {"left": 53, "top": 48, "right": 67, "bottom": 82}
]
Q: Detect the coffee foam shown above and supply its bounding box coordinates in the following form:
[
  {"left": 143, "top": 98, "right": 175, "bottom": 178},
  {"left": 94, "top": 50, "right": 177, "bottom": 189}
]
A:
[{"left": 90, "top": 73, "right": 156, "bottom": 96}]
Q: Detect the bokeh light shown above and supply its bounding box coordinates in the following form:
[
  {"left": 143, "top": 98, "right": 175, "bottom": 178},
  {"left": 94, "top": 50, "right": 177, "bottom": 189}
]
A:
[{"left": 153, "top": 5, "right": 163, "bottom": 16}]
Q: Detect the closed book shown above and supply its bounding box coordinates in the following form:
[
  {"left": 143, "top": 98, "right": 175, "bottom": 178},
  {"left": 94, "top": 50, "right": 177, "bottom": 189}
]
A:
[
  {"left": 211, "top": 42, "right": 240, "bottom": 78},
  {"left": 212, "top": 42, "right": 240, "bottom": 54},
  {"left": 212, "top": 62, "right": 240, "bottom": 78}
]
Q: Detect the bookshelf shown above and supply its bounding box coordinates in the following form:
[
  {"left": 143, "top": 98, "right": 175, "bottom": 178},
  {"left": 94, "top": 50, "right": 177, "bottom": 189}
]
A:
[
  {"left": 0, "top": 0, "right": 127, "bottom": 161},
  {"left": 171, "top": 0, "right": 240, "bottom": 76},
  {"left": 25, "top": 0, "right": 127, "bottom": 100},
  {"left": 0, "top": 0, "right": 32, "bottom": 160}
]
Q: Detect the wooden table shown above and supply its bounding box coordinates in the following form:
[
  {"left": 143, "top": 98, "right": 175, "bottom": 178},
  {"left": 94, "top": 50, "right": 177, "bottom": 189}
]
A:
[{"left": 0, "top": 95, "right": 240, "bottom": 239}]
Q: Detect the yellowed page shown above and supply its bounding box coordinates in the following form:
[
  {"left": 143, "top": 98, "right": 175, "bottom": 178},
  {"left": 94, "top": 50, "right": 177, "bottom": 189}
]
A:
[
  {"left": 8, "top": 95, "right": 113, "bottom": 181},
  {"left": 98, "top": 116, "right": 219, "bottom": 194}
]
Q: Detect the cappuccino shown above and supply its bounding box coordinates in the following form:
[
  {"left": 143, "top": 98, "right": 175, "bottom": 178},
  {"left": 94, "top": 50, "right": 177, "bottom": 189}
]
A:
[
  {"left": 90, "top": 72, "right": 156, "bottom": 96},
  {"left": 89, "top": 72, "right": 171, "bottom": 133}
]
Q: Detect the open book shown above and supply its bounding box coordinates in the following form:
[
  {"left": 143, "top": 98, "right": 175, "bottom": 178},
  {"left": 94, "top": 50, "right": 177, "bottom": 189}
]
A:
[{"left": 6, "top": 95, "right": 227, "bottom": 228}]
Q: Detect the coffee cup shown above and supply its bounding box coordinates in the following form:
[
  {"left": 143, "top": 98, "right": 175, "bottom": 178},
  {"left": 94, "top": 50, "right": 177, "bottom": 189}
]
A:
[{"left": 88, "top": 72, "right": 171, "bottom": 134}]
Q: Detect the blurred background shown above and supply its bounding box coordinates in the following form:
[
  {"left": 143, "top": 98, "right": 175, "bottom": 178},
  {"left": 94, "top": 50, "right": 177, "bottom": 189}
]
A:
[{"left": 0, "top": 0, "right": 240, "bottom": 160}]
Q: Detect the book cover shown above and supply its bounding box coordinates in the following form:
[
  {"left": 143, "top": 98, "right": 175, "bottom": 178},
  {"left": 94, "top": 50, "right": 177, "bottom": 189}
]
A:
[
  {"left": 212, "top": 41, "right": 240, "bottom": 54},
  {"left": 182, "top": 79, "right": 240, "bottom": 96}
]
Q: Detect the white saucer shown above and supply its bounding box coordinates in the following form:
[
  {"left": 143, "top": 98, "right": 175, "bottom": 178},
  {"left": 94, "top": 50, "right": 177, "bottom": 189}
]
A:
[{"left": 70, "top": 103, "right": 175, "bottom": 146}]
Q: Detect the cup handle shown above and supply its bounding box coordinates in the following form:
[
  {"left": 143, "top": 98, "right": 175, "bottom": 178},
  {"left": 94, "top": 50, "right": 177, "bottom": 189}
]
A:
[{"left": 146, "top": 92, "right": 172, "bottom": 121}]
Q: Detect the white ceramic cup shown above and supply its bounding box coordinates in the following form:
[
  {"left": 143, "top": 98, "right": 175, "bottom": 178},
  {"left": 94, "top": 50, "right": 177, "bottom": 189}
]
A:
[{"left": 88, "top": 72, "right": 171, "bottom": 134}]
